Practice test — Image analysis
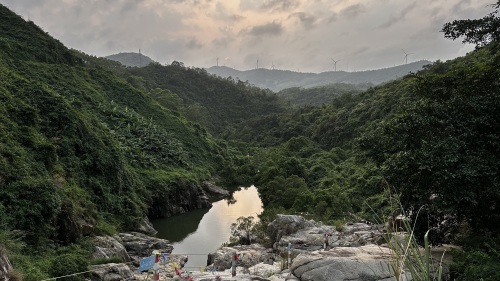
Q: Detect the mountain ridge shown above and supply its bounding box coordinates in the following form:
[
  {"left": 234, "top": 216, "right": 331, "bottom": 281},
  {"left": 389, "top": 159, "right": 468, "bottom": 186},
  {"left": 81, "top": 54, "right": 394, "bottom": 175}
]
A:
[{"left": 207, "top": 60, "right": 431, "bottom": 91}]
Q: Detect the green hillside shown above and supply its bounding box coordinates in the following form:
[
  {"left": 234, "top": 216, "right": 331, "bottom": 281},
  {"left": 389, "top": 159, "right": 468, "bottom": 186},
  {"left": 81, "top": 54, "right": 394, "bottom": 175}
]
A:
[
  {"left": 225, "top": 47, "right": 499, "bottom": 280},
  {"left": 104, "top": 61, "right": 287, "bottom": 136},
  {"left": 1, "top": 2, "right": 499, "bottom": 280},
  {"left": 0, "top": 3, "right": 226, "bottom": 249},
  {"left": 223, "top": 6, "right": 500, "bottom": 279},
  {"left": 277, "top": 83, "right": 371, "bottom": 107}
]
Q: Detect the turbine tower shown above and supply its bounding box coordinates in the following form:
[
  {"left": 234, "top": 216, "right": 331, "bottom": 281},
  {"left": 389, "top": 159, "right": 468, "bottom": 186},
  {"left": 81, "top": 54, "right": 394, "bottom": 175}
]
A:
[
  {"left": 216, "top": 57, "right": 219, "bottom": 67},
  {"left": 402, "top": 49, "right": 413, "bottom": 64},
  {"left": 331, "top": 58, "right": 340, "bottom": 72}
]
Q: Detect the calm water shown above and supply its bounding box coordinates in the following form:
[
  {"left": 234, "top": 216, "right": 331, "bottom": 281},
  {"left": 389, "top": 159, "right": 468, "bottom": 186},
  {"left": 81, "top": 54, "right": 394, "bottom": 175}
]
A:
[{"left": 152, "top": 185, "right": 262, "bottom": 269}]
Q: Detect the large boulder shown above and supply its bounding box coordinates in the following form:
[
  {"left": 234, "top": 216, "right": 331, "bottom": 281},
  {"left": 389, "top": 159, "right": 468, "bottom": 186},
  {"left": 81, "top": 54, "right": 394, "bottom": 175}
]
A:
[
  {"left": 290, "top": 245, "right": 408, "bottom": 281},
  {"left": 89, "top": 263, "right": 135, "bottom": 281},
  {"left": 277, "top": 225, "right": 337, "bottom": 252},
  {"left": 270, "top": 217, "right": 385, "bottom": 252},
  {"left": 201, "top": 181, "right": 229, "bottom": 200},
  {"left": 92, "top": 236, "right": 131, "bottom": 262},
  {"left": 0, "top": 248, "right": 12, "bottom": 281},
  {"left": 267, "top": 215, "right": 317, "bottom": 246},
  {"left": 114, "top": 232, "right": 173, "bottom": 263},
  {"left": 207, "top": 244, "right": 273, "bottom": 271}
]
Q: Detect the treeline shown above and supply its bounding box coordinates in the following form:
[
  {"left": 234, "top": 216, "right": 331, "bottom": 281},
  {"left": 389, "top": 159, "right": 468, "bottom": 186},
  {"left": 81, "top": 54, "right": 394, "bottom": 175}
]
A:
[{"left": 276, "top": 83, "right": 371, "bottom": 107}]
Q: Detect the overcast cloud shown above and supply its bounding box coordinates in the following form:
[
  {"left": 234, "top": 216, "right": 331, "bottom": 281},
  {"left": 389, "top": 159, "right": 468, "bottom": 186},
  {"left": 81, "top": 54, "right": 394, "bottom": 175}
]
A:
[{"left": 1, "top": 0, "right": 493, "bottom": 72}]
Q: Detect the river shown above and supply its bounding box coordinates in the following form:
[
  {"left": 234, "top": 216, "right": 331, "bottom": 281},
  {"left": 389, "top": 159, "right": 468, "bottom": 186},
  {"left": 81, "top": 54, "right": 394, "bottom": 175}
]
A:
[{"left": 151, "top": 185, "right": 262, "bottom": 270}]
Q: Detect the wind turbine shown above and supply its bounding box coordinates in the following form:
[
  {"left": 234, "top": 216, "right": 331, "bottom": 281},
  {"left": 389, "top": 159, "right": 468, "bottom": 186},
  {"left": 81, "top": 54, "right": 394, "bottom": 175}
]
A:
[
  {"left": 402, "top": 49, "right": 413, "bottom": 64},
  {"left": 216, "top": 57, "right": 219, "bottom": 67},
  {"left": 331, "top": 58, "right": 340, "bottom": 72},
  {"left": 271, "top": 62, "right": 275, "bottom": 70},
  {"left": 256, "top": 59, "right": 259, "bottom": 69}
]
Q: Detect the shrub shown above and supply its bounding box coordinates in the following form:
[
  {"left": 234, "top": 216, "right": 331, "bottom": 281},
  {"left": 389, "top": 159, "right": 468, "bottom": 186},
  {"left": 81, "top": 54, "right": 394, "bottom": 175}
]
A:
[{"left": 48, "top": 254, "right": 89, "bottom": 281}]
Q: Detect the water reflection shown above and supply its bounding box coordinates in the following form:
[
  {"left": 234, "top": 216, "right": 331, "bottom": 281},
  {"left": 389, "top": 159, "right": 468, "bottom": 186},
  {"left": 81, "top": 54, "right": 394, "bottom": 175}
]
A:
[
  {"left": 152, "top": 186, "right": 262, "bottom": 269},
  {"left": 152, "top": 207, "right": 209, "bottom": 243}
]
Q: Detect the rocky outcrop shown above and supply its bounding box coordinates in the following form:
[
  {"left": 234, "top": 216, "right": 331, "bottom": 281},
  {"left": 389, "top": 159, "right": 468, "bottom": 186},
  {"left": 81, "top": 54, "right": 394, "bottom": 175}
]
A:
[
  {"left": 135, "top": 217, "right": 157, "bottom": 235},
  {"left": 90, "top": 263, "right": 135, "bottom": 281},
  {"left": 267, "top": 215, "right": 317, "bottom": 247},
  {"left": 114, "top": 232, "right": 173, "bottom": 263},
  {"left": 207, "top": 244, "right": 274, "bottom": 271},
  {"left": 0, "top": 248, "right": 12, "bottom": 281},
  {"left": 201, "top": 181, "right": 230, "bottom": 200},
  {"left": 90, "top": 232, "right": 174, "bottom": 280},
  {"left": 84, "top": 215, "right": 449, "bottom": 281},
  {"left": 149, "top": 183, "right": 212, "bottom": 218},
  {"left": 93, "top": 236, "right": 131, "bottom": 262},
  {"left": 290, "top": 245, "right": 402, "bottom": 281}
]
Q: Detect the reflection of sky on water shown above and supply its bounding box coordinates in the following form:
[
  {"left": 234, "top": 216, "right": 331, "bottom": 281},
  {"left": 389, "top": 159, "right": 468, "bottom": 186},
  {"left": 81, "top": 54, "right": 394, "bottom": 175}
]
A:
[{"left": 152, "top": 186, "right": 262, "bottom": 269}]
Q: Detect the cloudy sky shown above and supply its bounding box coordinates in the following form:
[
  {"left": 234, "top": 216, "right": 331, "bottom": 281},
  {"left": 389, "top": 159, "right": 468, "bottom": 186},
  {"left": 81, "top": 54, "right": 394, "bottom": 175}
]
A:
[{"left": 2, "top": 0, "right": 493, "bottom": 72}]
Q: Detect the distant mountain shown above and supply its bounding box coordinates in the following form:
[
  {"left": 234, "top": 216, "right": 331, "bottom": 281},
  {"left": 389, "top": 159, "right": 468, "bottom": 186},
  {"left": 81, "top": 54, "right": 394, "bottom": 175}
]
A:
[
  {"left": 207, "top": 60, "right": 432, "bottom": 92},
  {"left": 105, "top": 52, "right": 154, "bottom": 67}
]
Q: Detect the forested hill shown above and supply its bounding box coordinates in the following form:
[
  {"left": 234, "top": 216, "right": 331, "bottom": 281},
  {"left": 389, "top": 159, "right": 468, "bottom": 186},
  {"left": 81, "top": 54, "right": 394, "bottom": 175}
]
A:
[
  {"left": 277, "top": 83, "right": 371, "bottom": 107},
  {"left": 207, "top": 60, "right": 431, "bottom": 92},
  {"left": 85, "top": 59, "right": 288, "bottom": 136},
  {"left": 1, "top": 1, "right": 500, "bottom": 280},
  {"left": 0, "top": 3, "right": 228, "bottom": 251},
  {"left": 225, "top": 28, "right": 500, "bottom": 281},
  {"left": 105, "top": 52, "right": 155, "bottom": 67}
]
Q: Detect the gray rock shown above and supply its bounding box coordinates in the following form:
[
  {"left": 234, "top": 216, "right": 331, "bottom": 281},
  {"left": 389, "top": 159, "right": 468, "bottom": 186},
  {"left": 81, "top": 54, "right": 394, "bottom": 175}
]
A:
[
  {"left": 290, "top": 245, "right": 400, "bottom": 281},
  {"left": 201, "top": 181, "right": 230, "bottom": 200},
  {"left": 89, "top": 263, "right": 135, "bottom": 281},
  {"left": 342, "top": 223, "right": 378, "bottom": 235},
  {"left": 92, "top": 236, "right": 131, "bottom": 262},
  {"left": 276, "top": 225, "right": 338, "bottom": 252},
  {"left": 207, "top": 245, "right": 273, "bottom": 271},
  {"left": 268, "top": 215, "right": 317, "bottom": 246},
  {"left": 114, "top": 232, "right": 173, "bottom": 263},
  {"left": 135, "top": 217, "right": 158, "bottom": 236}
]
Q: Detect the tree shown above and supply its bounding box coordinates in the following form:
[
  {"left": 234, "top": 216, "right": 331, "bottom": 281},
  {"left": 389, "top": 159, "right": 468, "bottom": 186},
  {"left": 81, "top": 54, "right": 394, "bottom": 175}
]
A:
[
  {"left": 360, "top": 43, "right": 500, "bottom": 244},
  {"left": 442, "top": 1, "right": 500, "bottom": 47},
  {"left": 230, "top": 216, "right": 256, "bottom": 245}
]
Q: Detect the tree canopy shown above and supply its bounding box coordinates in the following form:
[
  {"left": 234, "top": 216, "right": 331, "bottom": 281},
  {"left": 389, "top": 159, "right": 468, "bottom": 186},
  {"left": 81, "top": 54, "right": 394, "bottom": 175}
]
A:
[{"left": 442, "top": 1, "right": 500, "bottom": 47}]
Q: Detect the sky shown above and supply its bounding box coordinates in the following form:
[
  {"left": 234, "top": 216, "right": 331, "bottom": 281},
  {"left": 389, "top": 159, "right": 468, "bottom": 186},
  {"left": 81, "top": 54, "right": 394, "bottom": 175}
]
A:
[{"left": 1, "top": 0, "right": 494, "bottom": 73}]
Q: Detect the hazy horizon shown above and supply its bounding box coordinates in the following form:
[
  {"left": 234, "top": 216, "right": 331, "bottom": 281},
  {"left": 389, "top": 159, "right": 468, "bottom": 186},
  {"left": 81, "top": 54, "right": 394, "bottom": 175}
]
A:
[{"left": 2, "top": 0, "right": 492, "bottom": 72}]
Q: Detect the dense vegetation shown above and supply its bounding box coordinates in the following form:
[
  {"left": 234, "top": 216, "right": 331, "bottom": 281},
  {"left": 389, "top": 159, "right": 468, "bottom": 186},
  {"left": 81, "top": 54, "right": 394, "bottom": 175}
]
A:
[
  {"left": 1, "top": 2, "right": 499, "bottom": 280},
  {"left": 0, "top": 4, "right": 271, "bottom": 280},
  {"left": 222, "top": 3, "right": 500, "bottom": 280},
  {"left": 276, "top": 83, "right": 370, "bottom": 107}
]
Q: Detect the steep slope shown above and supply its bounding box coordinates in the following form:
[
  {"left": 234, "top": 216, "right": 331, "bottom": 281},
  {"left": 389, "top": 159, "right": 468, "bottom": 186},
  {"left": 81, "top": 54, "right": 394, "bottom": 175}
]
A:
[
  {"left": 95, "top": 61, "right": 288, "bottom": 136},
  {"left": 207, "top": 60, "right": 431, "bottom": 92},
  {"left": 0, "top": 4, "right": 224, "bottom": 248}
]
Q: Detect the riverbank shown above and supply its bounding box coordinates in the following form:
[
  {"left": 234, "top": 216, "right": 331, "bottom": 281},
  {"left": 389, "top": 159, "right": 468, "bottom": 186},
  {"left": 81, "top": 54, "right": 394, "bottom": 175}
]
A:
[
  {"left": 152, "top": 185, "right": 263, "bottom": 270},
  {"left": 84, "top": 214, "right": 450, "bottom": 280}
]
